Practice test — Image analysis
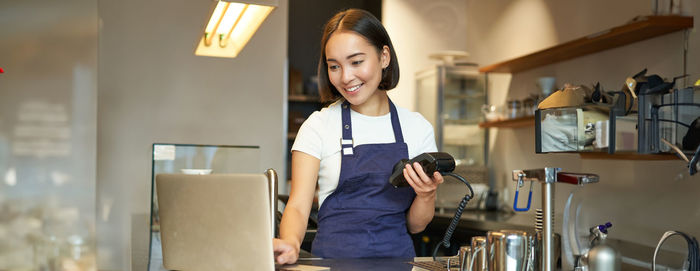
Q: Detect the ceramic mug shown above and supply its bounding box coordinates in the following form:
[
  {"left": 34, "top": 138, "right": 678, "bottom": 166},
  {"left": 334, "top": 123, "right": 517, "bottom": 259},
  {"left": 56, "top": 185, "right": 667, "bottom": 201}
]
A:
[{"left": 481, "top": 104, "right": 504, "bottom": 122}]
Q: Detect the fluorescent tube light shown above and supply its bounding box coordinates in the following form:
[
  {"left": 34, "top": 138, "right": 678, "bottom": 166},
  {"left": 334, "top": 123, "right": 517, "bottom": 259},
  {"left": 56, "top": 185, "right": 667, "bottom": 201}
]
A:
[{"left": 195, "top": 0, "right": 276, "bottom": 58}]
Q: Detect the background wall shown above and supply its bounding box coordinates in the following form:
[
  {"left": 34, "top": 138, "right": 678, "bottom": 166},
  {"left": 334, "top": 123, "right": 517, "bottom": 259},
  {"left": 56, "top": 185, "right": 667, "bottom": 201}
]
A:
[
  {"left": 96, "top": 0, "right": 288, "bottom": 270},
  {"left": 466, "top": 1, "right": 700, "bottom": 242},
  {"left": 382, "top": 0, "right": 469, "bottom": 109},
  {"left": 385, "top": 0, "right": 699, "bottom": 268},
  {"left": 466, "top": 0, "right": 699, "bottom": 268}
]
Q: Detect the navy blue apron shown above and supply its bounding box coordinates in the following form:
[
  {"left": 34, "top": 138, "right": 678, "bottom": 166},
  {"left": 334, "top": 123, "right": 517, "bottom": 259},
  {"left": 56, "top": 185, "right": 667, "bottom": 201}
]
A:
[{"left": 311, "top": 99, "right": 416, "bottom": 258}]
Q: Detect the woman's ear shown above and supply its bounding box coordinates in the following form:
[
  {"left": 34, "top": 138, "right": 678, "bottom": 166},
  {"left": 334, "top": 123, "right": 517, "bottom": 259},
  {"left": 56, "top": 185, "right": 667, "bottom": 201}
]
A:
[{"left": 381, "top": 45, "right": 390, "bottom": 69}]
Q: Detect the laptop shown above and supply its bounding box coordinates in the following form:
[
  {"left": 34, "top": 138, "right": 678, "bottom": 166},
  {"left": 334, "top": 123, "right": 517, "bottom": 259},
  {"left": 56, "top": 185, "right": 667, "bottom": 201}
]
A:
[{"left": 156, "top": 173, "right": 275, "bottom": 271}]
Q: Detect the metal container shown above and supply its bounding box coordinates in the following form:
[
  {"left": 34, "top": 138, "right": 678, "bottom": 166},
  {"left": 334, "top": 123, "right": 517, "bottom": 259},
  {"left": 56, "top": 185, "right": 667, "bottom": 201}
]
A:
[
  {"left": 459, "top": 246, "right": 473, "bottom": 271},
  {"left": 488, "top": 230, "right": 530, "bottom": 271},
  {"left": 471, "top": 236, "right": 488, "bottom": 271},
  {"left": 585, "top": 242, "right": 621, "bottom": 271}
]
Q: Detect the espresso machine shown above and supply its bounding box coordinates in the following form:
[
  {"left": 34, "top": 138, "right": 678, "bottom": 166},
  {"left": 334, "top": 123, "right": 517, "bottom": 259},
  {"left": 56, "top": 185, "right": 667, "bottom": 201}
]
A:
[{"left": 511, "top": 168, "right": 599, "bottom": 271}]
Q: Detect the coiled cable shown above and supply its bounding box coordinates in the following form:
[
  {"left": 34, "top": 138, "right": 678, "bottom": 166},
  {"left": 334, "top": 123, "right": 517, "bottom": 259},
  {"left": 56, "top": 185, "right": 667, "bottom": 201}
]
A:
[{"left": 432, "top": 172, "right": 474, "bottom": 260}]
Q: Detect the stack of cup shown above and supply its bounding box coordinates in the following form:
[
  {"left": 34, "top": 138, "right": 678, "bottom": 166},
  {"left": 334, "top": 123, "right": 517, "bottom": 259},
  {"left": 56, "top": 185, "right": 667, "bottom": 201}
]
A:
[{"left": 457, "top": 230, "right": 531, "bottom": 271}]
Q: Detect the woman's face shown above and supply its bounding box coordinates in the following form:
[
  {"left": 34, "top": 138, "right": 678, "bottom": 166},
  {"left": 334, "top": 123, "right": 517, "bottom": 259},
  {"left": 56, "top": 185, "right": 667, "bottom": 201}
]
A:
[{"left": 325, "top": 31, "right": 389, "bottom": 106}]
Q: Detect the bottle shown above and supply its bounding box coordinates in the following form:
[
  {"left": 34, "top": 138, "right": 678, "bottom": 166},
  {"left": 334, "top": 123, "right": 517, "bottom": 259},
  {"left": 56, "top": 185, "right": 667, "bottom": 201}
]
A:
[{"left": 580, "top": 223, "right": 621, "bottom": 271}]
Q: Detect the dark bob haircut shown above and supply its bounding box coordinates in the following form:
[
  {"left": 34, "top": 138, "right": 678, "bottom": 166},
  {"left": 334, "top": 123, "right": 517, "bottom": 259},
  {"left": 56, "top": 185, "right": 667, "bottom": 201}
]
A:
[{"left": 317, "top": 9, "right": 400, "bottom": 103}]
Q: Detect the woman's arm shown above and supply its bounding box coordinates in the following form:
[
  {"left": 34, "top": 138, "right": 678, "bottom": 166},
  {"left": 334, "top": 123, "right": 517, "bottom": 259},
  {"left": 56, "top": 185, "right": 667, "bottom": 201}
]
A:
[
  {"left": 404, "top": 162, "right": 443, "bottom": 234},
  {"left": 274, "top": 151, "right": 320, "bottom": 264}
]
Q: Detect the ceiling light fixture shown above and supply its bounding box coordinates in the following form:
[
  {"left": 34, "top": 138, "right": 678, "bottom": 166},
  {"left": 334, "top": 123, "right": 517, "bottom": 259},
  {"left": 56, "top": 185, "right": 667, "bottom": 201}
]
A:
[{"left": 195, "top": 0, "right": 277, "bottom": 58}]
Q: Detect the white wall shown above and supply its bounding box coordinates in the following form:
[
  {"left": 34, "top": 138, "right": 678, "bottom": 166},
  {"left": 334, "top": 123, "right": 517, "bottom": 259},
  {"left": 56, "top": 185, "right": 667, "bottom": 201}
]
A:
[
  {"left": 465, "top": 0, "right": 700, "bottom": 267},
  {"left": 382, "top": 0, "right": 469, "bottom": 110},
  {"left": 96, "top": 0, "right": 288, "bottom": 269},
  {"left": 385, "top": 0, "right": 700, "bottom": 267}
]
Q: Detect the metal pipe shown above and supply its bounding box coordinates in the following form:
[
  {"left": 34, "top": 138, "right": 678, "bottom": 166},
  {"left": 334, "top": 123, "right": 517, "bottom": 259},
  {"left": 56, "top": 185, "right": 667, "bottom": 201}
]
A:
[
  {"left": 543, "top": 181, "right": 555, "bottom": 271},
  {"left": 265, "top": 168, "right": 278, "bottom": 236},
  {"left": 540, "top": 167, "right": 559, "bottom": 271}
]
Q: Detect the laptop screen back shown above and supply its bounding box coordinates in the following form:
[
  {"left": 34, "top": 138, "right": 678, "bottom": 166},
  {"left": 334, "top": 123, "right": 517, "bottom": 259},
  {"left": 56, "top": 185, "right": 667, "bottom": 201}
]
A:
[{"left": 156, "top": 173, "right": 274, "bottom": 271}]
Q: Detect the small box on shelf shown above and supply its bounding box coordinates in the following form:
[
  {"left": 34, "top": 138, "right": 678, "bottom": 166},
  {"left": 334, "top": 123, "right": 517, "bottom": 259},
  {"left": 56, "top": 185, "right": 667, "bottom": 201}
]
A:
[
  {"left": 645, "top": 86, "right": 700, "bottom": 154},
  {"left": 535, "top": 105, "right": 624, "bottom": 154},
  {"left": 592, "top": 115, "right": 637, "bottom": 152}
]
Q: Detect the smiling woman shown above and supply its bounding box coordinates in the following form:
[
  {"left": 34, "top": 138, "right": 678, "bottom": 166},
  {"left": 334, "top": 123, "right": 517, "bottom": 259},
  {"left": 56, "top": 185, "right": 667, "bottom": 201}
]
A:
[
  {"left": 317, "top": 9, "right": 399, "bottom": 105},
  {"left": 274, "top": 9, "right": 443, "bottom": 264}
]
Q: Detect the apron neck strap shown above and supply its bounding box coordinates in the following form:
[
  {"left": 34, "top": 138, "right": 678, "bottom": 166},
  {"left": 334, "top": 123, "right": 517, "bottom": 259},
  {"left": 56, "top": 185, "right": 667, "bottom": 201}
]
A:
[
  {"left": 341, "top": 98, "right": 404, "bottom": 144},
  {"left": 340, "top": 101, "right": 354, "bottom": 155},
  {"left": 388, "top": 99, "right": 404, "bottom": 143}
]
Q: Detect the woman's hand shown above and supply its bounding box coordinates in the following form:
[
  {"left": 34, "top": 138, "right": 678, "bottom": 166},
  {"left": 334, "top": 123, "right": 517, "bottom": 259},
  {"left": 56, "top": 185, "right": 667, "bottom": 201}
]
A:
[
  {"left": 403, "top": 162, "right": 444, "bottom": 199},
  {"left": 273, "top": 238, "right": 299, "bottom": 264}
]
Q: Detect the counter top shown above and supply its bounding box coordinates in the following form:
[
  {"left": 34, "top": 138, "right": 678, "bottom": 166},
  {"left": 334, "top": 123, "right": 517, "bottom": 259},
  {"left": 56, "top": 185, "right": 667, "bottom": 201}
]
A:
[
  {"left": 432, "top": 209, "right": 535, "bottom": 233},
  {"left": 293, "top": 257, "right": 452, "bottom": 271},
  {"left": 293, "top": 257, "right": 413, "bottom": 271}
]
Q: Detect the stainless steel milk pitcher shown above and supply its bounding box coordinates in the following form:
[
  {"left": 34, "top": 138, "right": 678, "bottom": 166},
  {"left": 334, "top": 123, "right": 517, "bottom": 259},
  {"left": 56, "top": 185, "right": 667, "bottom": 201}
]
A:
[{"left": 488, "top": 230, "right": 530, "bottom": 271}]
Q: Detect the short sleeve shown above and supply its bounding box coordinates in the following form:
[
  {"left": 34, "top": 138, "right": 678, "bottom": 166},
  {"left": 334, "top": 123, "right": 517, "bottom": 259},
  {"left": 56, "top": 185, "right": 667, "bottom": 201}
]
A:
[
  {"left": 291, "top": 112, "right": 324, "bottom": 160},
  {"left": 416, "top": 113, "right": 438, "bottom": 154}
]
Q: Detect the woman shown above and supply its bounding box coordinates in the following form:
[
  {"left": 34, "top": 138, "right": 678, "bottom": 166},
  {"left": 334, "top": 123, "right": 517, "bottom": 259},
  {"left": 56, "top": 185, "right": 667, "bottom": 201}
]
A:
[{"left": 274, "top": 9, "right": 443, "bottom": 263}]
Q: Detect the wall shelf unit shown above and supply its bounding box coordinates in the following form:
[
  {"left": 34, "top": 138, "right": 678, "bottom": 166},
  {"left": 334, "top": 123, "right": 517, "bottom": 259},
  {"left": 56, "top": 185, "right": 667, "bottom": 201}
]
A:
[
  {"left": 578, "top": 152, "right": 678, "bottom": 160},
  {"left": 478, "top": 116, "right": 535, "bottom": 128},
  {"left": 476, "top": 15, "right": 693, "bottom": 162},
  {"left": 478, "top": 15, "right": 694, "bottom": 73}
]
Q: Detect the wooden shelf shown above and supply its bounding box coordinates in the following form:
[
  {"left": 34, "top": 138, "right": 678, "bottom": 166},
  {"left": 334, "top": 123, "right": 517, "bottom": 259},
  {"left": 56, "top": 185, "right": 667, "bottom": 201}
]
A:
[
  {"left": 445, "top": 119, "right": 481, "bottom": 125},
  {"left": 479, "top": 116, "right": 535, "bottom": 128},
  {"left": 578, "top": 152, "right": 679, "bottom": 160},
  {"left": 444, "top": 93, "right": 486, "bottom": 99},
  {"left": 289, "top": 95, "right": 321, "bottom": 103},
  {"left": 479, "top": 16, "right": 694, "bottom": 73}
]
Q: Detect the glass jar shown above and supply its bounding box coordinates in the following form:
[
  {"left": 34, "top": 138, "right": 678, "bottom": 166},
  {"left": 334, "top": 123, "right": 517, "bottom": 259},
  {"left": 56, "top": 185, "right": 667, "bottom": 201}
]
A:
[
  {"left": 507, "top": 100, "right": 523, "bottom": 119},
  {"left": 522, "top": 97, "right": 537, "bottom": 116}
]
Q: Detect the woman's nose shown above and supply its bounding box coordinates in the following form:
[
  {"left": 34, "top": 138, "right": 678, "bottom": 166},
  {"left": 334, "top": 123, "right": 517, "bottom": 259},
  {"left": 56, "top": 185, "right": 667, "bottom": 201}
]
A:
[{"left": 341, "top": 68, "right": 354, "bottom": 84}]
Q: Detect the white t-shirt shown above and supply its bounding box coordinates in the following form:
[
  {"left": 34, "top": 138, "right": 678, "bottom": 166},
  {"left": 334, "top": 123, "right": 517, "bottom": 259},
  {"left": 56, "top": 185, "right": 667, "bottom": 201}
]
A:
[{"left": 291, "top": 100, "right": 437, "bottom": 207}]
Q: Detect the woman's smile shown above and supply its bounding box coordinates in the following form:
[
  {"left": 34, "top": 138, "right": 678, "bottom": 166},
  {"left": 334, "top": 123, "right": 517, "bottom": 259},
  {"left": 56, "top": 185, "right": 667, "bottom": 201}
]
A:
[{"left": 344, "top": 83, "right": 363, "bottom": 93}]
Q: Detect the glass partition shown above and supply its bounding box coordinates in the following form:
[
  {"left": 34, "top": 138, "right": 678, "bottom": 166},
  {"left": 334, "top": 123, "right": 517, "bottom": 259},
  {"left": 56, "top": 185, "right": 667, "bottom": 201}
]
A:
[
  {"left": 0, "top": 0, "right": 98, "bottom": 270},
  {"left": 148, "top": 144, "right": 260, "bottom": 271}
]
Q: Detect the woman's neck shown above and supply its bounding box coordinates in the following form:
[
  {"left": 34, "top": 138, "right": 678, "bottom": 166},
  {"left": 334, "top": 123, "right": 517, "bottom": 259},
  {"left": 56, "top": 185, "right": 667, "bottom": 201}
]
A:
[{"left": 350, "top": 92, "right": 389, "bottom": 116}]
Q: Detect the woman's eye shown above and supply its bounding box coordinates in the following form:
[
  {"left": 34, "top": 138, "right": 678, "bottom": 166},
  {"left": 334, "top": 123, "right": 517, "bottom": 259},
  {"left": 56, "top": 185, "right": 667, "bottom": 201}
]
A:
[
  {"left": 352, "top": 60, "right": 364, "bottom": 65},
  {"left": 328, "top": 65, "right": 339, "bottom": 71}
]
